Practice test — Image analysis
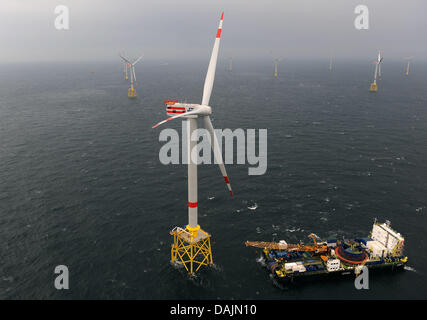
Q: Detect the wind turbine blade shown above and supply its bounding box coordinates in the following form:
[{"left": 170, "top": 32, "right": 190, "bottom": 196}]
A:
[
  {"left": 201, "top": 11, "right": 224, "bottom": 106},
  {"left": 203, "top": 116, "right": 233, "bottom": 196},
  {"left": 152, "top": 110, "right": 199, "bottom": 129},
  {"left": 119, "top": 53, "right": 131, "bottom": 64},
  {"left": 133, "top": 54, "right": 144, "bottom": 65}
]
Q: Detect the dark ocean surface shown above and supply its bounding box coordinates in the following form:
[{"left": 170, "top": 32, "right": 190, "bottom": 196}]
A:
[{"left": 0, "top": 59, "right": 426, "bottom": 299}]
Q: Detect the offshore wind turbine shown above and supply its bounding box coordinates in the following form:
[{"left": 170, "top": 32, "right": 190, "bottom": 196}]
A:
[
  {"left": 152, "top": 11, "right": 232, "bottom": 274},
  {"left": 274, "top": 58, "right": 279, "bottom": 78},
  {"left": 329, "top": 55, "right": 333, "bottom": 71},
  {"left": 369, "top": 50, "right": 383, "bottom": 92},
  {"left": 268, "top": 50, "right": 280, "bottom": 78},
  {"left": 119, "top": 53, "right": 143, "bottom": 98},
  {"left": 404, "top": 56, "right": 413, "bottom": 76},
  {"left": 229, "top": 57, "right": 233, "bottom": 71}
]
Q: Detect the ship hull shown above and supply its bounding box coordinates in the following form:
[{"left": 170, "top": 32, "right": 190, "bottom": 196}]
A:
[{"left": 272, "top": 262, "right": 406, "bottom": 284}]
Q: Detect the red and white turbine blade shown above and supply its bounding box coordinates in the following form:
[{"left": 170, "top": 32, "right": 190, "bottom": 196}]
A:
[
  {"left": 203, "top": 115, "right": 233, "bottom": 196},
  {"left": 152, "top": 110, "right": 199, "bottom": 129},
  {"left": 201, "top": 11, "right": 224, "bottom": 106}
]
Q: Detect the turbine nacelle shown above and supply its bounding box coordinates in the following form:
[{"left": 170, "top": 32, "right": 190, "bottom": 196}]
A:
[{"left": 164, "top": 100, "right": 212, "bottom": 118}]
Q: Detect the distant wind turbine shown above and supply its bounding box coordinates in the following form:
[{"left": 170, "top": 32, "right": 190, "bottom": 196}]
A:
[
  {"left": 119, "top": 53, "right": 143, "bottom": 98},
  {"left": 369, "top": 50, "right": 383, "bottom": 92},
  {"left": 273, "top": 58, "right": 283, "bottom": 78},
  {"left": 404, "top": 56, "right": 413, "bottom": 76}
]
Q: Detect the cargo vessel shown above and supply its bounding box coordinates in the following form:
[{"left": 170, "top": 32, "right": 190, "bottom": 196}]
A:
[{"left": 246, "top": 220, "right": 407, "bottom": 283}]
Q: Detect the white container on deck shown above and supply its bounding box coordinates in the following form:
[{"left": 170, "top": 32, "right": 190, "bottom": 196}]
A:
[
  {"left": 284, "top": 262, "right": 297, "bottom": 271},
  {"left": 326, "top": 259, "right": 340, "bottom": 272}
]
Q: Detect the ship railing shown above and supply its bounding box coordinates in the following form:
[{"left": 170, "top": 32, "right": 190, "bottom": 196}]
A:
[{"left": 170, "top": 226, "right": 192, "bottom": 237}]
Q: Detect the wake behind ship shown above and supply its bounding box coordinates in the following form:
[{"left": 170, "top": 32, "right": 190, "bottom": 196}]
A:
[{"left": 246, "top": 221, "right": 407, "bottom": 283}]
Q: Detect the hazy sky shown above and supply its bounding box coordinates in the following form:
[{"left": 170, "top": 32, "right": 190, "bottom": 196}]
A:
[{"left": 0, "top": 0, "right": 426, "bottom": 62}]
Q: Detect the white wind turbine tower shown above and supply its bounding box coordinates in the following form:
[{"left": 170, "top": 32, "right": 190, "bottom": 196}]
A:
[
  {"left": 119, "top": 53, "right": 143, "bottom": 98},
  {"left": 152, "top": 12, "right": 232, "bottom": 275},
  {"left": 123, "top": 62, "right": 129, "bottom": 80}
]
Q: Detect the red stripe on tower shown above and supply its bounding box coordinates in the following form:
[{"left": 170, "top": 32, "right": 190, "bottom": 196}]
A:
[{"left": 188, "top": 202, "right": 198, "bottom": 208}]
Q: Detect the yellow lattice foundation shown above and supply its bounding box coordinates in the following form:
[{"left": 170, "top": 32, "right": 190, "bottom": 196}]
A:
[
  {"left": 128, "top": 88, "right": 137, "bottom": 98},
  {"left": 170, "top": 225, "right": 213, "bottom": 274},
  {"left": 369, "top": 82, "right": 378, "bottom": 92}
]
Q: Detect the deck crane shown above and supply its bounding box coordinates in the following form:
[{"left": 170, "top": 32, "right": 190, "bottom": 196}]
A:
[{"left": 245, "top": 233, "right": 328, "bottom": 254}]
